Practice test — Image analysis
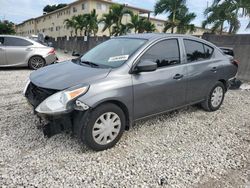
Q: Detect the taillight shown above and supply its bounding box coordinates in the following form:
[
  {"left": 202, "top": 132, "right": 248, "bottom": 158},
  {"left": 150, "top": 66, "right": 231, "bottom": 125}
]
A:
[
  {"left": 231, "top": 59, "right": 239, "bottom": 67},
  {"left": 48, "top": 48, "right": 55, "bottom": 55}
]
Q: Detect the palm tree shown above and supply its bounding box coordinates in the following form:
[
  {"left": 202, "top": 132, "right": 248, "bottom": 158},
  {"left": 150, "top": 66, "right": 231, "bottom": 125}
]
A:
[
  {"left": 109, "top": 4, "right": 133, "bottom": 36},
  {"left": 127, "top": 14, "right": 144, "bottom": 33},
  {"left": 204, "top": 0, "right": 250, "bottom": 33},
  {"left": 203, "top": 1, "right": 240, "bottom": 34},
  {"left": 142, "top": 19, "right": 156, "bottom": 33},
  {"left": 84, "top": 9, "right": 99, "bottom": 36},
  {"left": 155, "top": 0, "right": 187, "bottom": 33},
  {"left": 175, "top": 7, "right": 196, "bottom": 34},
  {"left": 73, "top": 15, "right": 87, "bottom": 36},
  {"left": 64, "top": 18, "right": 76, "bottom": 37},
  {"left": 99, "top": 11, "right": 113, "bottom": 36}
]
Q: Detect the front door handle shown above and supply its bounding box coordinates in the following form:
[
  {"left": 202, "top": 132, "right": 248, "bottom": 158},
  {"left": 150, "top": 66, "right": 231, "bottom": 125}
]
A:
[
  {"left": 210, "top": 67, "right": 217, "bottom": 72},
  {"left": 173, "top": 74, "right": 184, "bottom": 80}
]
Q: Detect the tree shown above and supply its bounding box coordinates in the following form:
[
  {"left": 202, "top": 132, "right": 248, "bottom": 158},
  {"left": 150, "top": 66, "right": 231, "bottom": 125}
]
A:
[
  {"left": 127, "top": 14, "right": 146, "bottom": 33},
  {"left": 73, "top": 15, "right": 87, "bottom": 36},
  {"left": 154, "top": 0, "right": 187, "bottom": 33},
  {"left": 109, "top": 4, "right": 133, "bottom": 36},
  {"left": 0, "top": 20, "right": 15, "bottom": 34},
  {"left": 65, "top": 10, "right": 99, "bottom": 37},
  {"left": 43, "top": 4, "right": 67, "bottom": 13},
  {"left": 204, "top": 0, "right": 250, "bottom": 33},
  {"left": 128, "top": 15, "right": 156, "bottom": 33},
  {"left": 143, "top": 20, "right": 156, "bottom": 33},
  {"left": 203, "top": 1, "right": 240, "bottom": 34},
  {"left": 162, "top": 6, "right": 196, "bottom": 34},
  {"left": 64, "top": 18, "right": 77, "bottom": 36},
  {"left": 99, "top": 11, "right": 113, "bottom": 36},
  {"left": 174, "top": 7, "right": 196, "bottom": 34},
  {"left": 83, "top": 9, "right": 99, "bottom": 36}
]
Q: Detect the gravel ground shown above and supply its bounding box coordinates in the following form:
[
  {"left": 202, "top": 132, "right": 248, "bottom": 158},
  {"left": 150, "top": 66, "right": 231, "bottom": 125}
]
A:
[{"left": 0, "top": 68, "right": 250, "bottom": 188}]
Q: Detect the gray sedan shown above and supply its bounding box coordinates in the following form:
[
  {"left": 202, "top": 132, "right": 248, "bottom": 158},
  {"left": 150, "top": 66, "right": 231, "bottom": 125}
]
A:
[
  {"left": 0, "top": 35, "right": 57, "bottom": 69},
  {"left": 24, "top": 34, "right": 238, "bottom": 151}
]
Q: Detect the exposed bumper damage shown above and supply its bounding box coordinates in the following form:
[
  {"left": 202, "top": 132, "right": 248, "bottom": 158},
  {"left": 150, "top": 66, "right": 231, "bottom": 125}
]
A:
[
  {"left": 25, "top": 82, "right": 88, "bottom": 138},
  {"left": 37, "top": 113, "right": 74, "bottom": 138}
]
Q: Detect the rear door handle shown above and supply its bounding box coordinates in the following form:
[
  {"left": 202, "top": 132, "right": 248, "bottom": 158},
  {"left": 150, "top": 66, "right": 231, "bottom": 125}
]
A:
[
  {"left": 173, "top": 74, "right": 184, "bottom": 80},
  {"left": 210, "top": 67, "right": 217, "bottom": 72}
]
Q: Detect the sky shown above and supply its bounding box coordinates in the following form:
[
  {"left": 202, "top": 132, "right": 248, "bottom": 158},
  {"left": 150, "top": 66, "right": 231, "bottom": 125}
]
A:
[{"left": 0, "top": 0, "right": 249, "bottom": 34}]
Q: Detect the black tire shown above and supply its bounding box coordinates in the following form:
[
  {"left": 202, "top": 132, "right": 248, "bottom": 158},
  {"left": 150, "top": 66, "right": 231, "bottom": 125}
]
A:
[
  {"left": 79, "top": 103, "right": 126, "bottom": 151},
  {"left": 28, "top": 56, "right": 46, "bottom": 70},
  {"left": 201, "top": 81, "right": 225, "bottom": 112}
]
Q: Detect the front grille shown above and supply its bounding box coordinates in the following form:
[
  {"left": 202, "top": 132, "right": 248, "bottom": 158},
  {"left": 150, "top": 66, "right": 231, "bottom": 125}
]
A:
[{"left": 25, "top": 82, "right": 58, "bottom": 108}]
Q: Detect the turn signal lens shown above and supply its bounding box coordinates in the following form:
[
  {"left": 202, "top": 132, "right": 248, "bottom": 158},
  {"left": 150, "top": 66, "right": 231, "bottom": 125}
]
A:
[{"left": 65, "top": 87, "right": 88, "bottom": 100}]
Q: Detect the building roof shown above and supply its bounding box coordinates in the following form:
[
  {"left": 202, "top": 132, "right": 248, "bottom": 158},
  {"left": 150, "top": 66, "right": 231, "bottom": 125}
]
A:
[{"left": 16, "top": 0, "right": 151, "bottom": 26}]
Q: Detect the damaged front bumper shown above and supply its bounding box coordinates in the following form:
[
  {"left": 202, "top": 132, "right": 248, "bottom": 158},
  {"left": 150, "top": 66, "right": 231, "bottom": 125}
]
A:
[
  {"left": 37, "top": 112, "right": 75, "bottom": 138},
  {"left": 24, "top": 82, "right": 90, "bottom": 137},
  {"left": 34, "top": 105, "right": 90, "bottom": 138}
]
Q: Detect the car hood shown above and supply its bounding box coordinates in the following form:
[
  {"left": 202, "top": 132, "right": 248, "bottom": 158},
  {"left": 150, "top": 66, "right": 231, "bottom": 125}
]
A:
[{"left": 30, "top": 60, "right": 111, "bottom": 90}]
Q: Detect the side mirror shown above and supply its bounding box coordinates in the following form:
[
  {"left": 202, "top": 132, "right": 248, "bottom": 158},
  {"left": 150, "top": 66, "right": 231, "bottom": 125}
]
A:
[
  {"left": 72, "top": 51, "right": 81, "bottom": 57},
  {"left": 134, "top": 60, "right": 157, "bottom": 73}
]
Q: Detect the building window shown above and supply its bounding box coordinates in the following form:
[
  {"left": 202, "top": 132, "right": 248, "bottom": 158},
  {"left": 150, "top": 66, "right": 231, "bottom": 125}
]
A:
[
  {"left": 96, "top": 3, "right": 102, "bottom": 10},
  {"left": 73, "top": 7, "right": 77, "bottom": 13},
  {"left": 82, "top": 3, "right": 85, "bottom": 10}
]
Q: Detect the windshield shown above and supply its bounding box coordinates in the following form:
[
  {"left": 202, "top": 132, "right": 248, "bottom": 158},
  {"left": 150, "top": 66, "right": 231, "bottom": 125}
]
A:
[{"left": 80, "top": 38, "right": 147, "bottom": 68}]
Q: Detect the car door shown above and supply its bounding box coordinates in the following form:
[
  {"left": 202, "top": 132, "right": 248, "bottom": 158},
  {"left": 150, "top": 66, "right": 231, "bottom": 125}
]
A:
[
  {"left": 0, "top": 37, "right": 6, "bottom": 65},
  {"left": 183, "top": 39, "right": 222, "bottom": 103},
  {"left": 4, "top": 37, "right": 33, "bottom": 65},
  {"left": 132, "top": 38, "right": 188, "bottom": 120}
]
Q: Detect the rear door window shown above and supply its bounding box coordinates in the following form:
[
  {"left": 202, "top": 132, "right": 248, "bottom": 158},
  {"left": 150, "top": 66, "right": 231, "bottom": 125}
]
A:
[
  {"left": 4, "top": 37, "right": 33, "bottom": 46},
  {"left": 204, "top": 44, "right": 213, "bottom": 58},
  {"left": 184, "top": 39, "right": 214, "bottom": 63}
]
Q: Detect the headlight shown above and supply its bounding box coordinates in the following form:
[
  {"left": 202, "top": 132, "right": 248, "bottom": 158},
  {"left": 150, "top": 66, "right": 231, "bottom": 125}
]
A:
[
  {"left": 35, "top": 86, "right": 89, "bottom": 114},
  {"left": 23, "top": 78, "right": 30, "bottom": 95}
]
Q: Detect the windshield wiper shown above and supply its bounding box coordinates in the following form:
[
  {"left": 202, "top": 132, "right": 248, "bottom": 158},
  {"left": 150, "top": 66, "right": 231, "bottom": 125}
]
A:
[{"left": 80, "top": 60, "right": 99, "bottom": 67}]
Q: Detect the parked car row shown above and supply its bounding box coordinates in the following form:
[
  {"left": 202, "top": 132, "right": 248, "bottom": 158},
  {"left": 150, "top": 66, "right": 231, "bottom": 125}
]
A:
[
  {"left": 23, "top": 33, "right": 238, "bottom": 151},
  {"left": 0, "top": 35, "right": 57, "bottom": 70}
]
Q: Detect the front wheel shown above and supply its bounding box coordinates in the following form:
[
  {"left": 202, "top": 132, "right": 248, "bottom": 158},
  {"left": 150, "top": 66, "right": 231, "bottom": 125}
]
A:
[
  {"left": 80, "top": 103, "right": 126, "bottom": 151},
  {"left": 201, "top": 81, "right": 225, "bottom": 112}
]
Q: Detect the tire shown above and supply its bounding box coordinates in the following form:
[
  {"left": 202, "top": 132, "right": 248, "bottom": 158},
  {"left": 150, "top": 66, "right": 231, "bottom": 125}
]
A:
[
  {"left": 28, "top": 56, "right": 46, "bottom": 70},
  {"left": 201, "top": 81, "right": 225, "bottom": 112},
  {"left": 79, "top": 103, "right": 126, "bottom": 151}
]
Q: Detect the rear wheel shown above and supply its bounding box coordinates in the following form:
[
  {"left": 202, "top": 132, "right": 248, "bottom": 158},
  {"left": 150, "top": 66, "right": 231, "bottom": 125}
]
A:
[
  {"left": 201, "top": 81, "right": 225, "bottom": 112},
  {"left": 80, "top": 103, "right": 125, "bottom": 151},
  {"left": 28, "top": 56, "right": 45, "bottom": 70}
]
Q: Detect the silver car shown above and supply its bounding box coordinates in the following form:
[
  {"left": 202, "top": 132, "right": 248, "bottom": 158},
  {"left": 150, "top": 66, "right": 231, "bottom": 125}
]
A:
[
  {"left": 0, "top": 35, "right": 57, "bottom": 69},
  {"left": 24, "top": 34, "right": 238, "bottom": 151}
]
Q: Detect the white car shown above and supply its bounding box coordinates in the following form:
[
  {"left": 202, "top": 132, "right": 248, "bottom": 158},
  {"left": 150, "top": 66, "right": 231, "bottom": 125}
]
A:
[{"left": 0, "top": 35, "right": 57, "bottom": 69}]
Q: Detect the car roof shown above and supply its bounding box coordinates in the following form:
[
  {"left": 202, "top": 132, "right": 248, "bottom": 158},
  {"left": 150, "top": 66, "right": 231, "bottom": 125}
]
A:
[
  {"left": 0, "top": 35, "right": 46, "bottom": 47},
  {"left": 117, "top": 33, "right": 199, "bottom": 40},
  {"left": 117, "top": 33, "right": 218, "bottom": 48},
  {"left": 0, "top": 35, "right": 28, "bottom": 39}
]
